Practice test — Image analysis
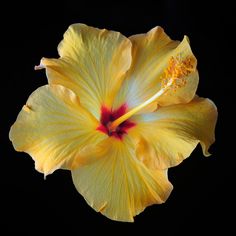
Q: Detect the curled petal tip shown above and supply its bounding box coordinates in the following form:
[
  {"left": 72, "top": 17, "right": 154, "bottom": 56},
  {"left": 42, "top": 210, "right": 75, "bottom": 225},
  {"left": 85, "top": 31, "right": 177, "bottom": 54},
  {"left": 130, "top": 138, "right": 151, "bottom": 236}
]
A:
[
  {"left": 34, "top": 58, "right": 46, "bottom": 70},
  {"left": 34, "top": 64, "right": 45, "bottom": 70}
]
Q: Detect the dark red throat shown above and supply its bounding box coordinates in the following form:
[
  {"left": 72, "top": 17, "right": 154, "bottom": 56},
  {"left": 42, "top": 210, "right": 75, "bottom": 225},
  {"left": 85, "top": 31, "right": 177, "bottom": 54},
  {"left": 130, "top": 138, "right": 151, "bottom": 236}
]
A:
[{"left": 96, "top": 104, "right": 136, "bottom": 140}]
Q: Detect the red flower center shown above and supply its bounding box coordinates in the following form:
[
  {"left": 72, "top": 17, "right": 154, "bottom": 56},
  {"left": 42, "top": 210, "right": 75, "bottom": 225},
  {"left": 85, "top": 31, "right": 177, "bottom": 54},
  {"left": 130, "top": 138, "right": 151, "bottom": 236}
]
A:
[{"left": 96, "top": 104, "right": 136, "bottom": 140}]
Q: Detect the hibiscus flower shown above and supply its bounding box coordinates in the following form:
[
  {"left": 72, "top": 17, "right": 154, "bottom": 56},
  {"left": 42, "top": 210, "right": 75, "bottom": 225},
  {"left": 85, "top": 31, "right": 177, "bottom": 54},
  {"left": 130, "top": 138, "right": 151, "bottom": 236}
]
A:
[{"left": 9, "top": 24, "right": 217, "bottom": 222}]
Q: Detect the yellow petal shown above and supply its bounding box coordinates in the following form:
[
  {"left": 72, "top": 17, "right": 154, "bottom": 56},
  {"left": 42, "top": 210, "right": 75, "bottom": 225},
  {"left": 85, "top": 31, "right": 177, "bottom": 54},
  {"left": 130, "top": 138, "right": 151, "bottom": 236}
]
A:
[
  {"left": 38, "top": 23, "right": 132, "bottom": 118},
  {"left": 129, "top": 97, "right": 217, "bottom": 169},
  {"left": 113, "top": 26, "right": 198, "bottom": 112},
  {"left": 72, "top": 137, "right": 173, "bottom": 222},
  {"left": 9, "top": 85, "right": 105, "bottom": 176}
]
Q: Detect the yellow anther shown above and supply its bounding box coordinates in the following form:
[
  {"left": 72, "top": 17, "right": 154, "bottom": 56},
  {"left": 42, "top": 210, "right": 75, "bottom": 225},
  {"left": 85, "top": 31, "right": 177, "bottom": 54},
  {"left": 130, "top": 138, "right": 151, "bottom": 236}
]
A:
[{"left": 161, "top": 55, "right": 195, "bottom": 91}]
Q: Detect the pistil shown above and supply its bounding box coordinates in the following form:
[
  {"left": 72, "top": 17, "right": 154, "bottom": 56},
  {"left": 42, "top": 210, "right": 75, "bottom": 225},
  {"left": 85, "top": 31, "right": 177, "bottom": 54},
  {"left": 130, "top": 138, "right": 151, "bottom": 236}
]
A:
[{"left": 110, "top": 55, "right": 195, "bottom": 130}]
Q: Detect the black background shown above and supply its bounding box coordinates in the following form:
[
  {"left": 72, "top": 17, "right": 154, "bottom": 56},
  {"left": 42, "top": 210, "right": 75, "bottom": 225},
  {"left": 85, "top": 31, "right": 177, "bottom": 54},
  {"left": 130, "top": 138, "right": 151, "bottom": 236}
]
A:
[{"left": 1, "top": 1, "right": 235, "bottom": 234}]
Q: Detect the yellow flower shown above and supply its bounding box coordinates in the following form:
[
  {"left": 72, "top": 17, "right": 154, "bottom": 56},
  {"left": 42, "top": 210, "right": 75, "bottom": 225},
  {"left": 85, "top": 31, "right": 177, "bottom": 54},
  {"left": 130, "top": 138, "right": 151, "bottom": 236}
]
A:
[{"left": 9, "top": 24, "right": 217, "bottom": 222}]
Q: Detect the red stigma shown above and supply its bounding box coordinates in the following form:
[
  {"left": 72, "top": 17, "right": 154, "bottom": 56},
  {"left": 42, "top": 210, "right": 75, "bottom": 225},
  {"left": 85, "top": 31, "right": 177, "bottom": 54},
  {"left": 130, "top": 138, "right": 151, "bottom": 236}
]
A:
[{"left": 96, "top": 104, "right": 136, "bottom": 140}]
